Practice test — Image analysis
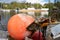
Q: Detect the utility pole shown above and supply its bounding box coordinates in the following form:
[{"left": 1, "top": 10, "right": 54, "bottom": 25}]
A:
[
  {"left": 48, "top": 0, "right": 51, "bottom": 16},
  {"left": 1, "top": 2, "right": 2, "bottom": 9}
]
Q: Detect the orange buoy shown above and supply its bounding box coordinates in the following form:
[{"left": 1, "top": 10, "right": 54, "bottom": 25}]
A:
[{"left": 8, "top": 14, "right": 35, "bottom": 40}]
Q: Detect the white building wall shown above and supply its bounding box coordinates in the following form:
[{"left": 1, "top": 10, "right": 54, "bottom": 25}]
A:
[
  {"left": 27, "top": 8, "right": 35, "bottom": 16},
  {"left": 40, "top": 8, "right": 49, "bottom": 17}
]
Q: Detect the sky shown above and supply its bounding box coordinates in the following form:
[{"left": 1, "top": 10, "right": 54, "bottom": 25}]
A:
[{"left": 0, "top": 0, "right": 54, "bottom": 5}]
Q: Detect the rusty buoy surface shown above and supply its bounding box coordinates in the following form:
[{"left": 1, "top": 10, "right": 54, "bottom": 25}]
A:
[
  {"left": 8, "top": 14, "right": 34, "bottom": 40},
  {"left": 32, "top": 31, "right": 43, "bottom": 40}
]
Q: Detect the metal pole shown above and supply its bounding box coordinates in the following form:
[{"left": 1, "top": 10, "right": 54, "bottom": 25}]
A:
[
  {"left": 48, "top": 0, "right": 51, "bottom": 17},
  {"left": 1, "top": 3, "right": 2, "bottom": 9}
]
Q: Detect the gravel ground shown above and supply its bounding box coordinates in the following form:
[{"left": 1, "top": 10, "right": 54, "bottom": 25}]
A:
[
  {"left": 0, "top": 24, "right": 60, "bottom": 40},
  {"left": 0, "top": 39, "right": 8, "bottom": 40},
  {"left": 0, "top": 30, "right": 8, "bottom": 40}
]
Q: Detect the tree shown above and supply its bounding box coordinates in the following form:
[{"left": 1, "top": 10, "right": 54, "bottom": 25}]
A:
[
  {"left": 0, "top": 2, "right": 42, "bottom": 9},
  {"left": 55, "top": 2, "right": 60, "bottom": 9},
  {"left": 33, "top": 3, "right": 42, "bottom": 9},
  {"left": 43, "top": 3, "right": 55, "bottom": 16},
  {"left": 11, "top": 2, "right": 19, "bottom": 9},
  {"left": 43, "top": 3, "right": 54, "bottom": 9}
]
